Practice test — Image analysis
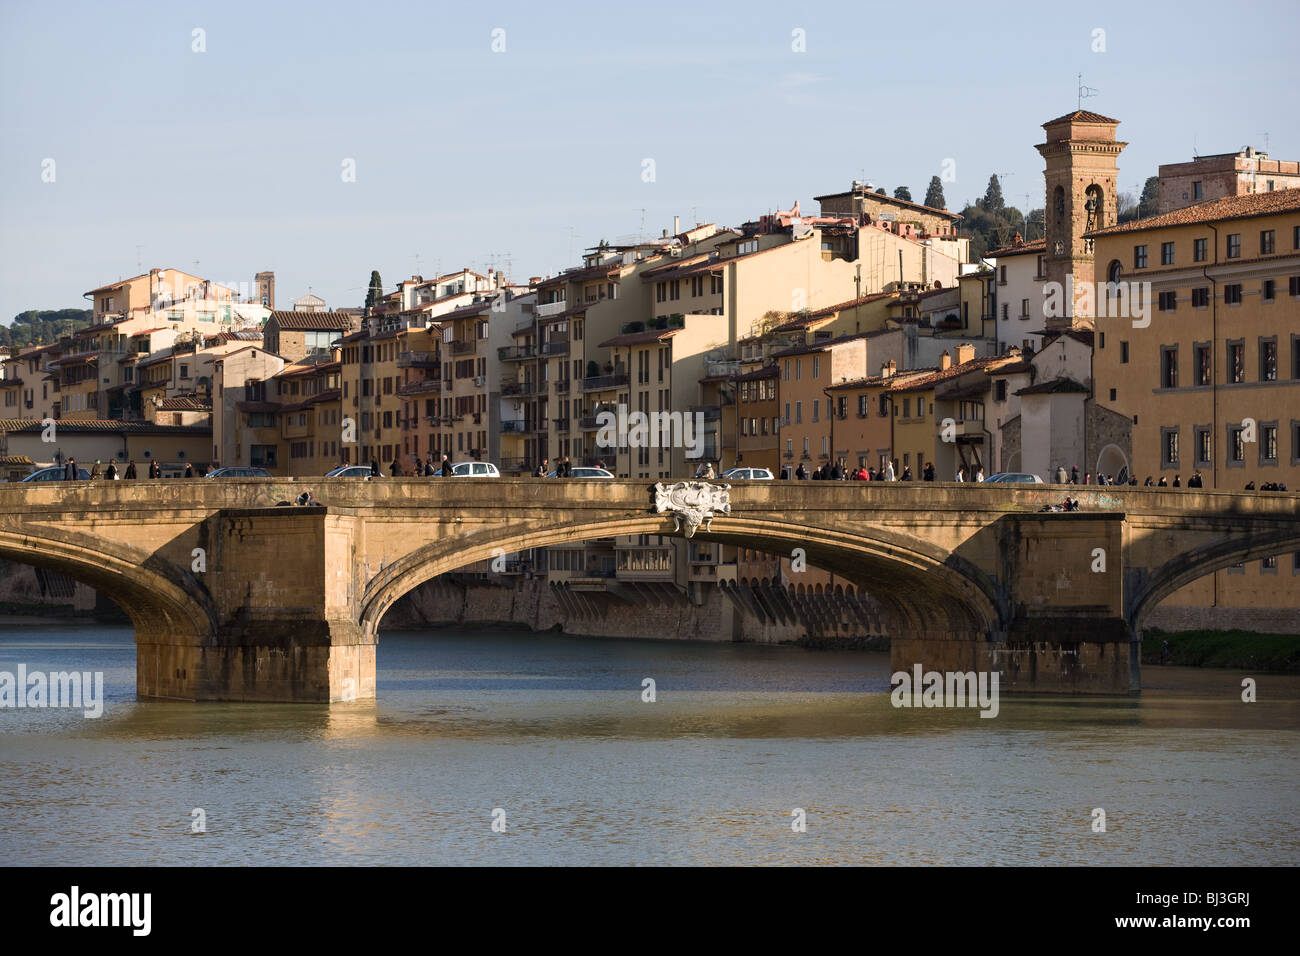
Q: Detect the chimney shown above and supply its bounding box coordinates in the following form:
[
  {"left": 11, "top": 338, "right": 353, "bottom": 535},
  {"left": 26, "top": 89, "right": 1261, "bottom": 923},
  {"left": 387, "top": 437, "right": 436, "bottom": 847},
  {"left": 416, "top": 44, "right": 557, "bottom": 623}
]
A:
[
  {"left": 939, "top": 350, "right": 952, "bottom": 371},
  {"left": 880, "top": 359, "right": 896, "bottom": 378},
  {"left": 673, "top": 215, "right": 680, "bottom": 234},
  {"left": 955, "top": 342, "right": 975, "bottom": 365}
]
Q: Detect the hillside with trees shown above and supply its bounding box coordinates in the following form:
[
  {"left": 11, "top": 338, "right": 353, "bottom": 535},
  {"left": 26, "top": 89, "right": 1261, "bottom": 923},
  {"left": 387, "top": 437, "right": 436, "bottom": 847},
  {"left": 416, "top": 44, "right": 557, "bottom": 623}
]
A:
[
  {"left": 958, "top": 174, "right": 1045, "bottom": 262},
  {"left": 1, "top": 309, "right": 93, "bottom": 349}
]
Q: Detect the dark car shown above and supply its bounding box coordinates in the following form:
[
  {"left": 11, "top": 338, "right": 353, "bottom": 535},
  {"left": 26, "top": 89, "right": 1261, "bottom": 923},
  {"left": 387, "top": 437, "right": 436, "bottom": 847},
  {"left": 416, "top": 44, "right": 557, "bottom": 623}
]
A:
[
  {"left": 324, "top": 465, "right": 380, "bottom": 478},
  {"left": 21, "top": 466, "right": 91, "bottom": 481},
  {"left": 205, "top": 466, "right": 272, "bottom": 478}
]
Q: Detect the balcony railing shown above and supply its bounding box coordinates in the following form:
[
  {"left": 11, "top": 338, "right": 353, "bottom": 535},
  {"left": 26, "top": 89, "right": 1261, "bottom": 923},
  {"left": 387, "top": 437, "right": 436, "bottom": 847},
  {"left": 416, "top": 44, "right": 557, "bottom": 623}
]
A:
[
  {"left": 450, "top": 340, "right": 476, "bottom": 355},
  {"left": 553, "top": 418, "right": 571, "bottom": 432},
  {"left": 397, "top": 350, "right": 439, "bottom": 368},
  {"left": 580, "top": 373, "right": 628, "bottom": 392},
  {"left": 690, "top": 405, "right": 722, "bottom": 422},
  {"left": 498, "top": 345, "right": 535, "bottom": 361},
  {"left": 579, "top": 415, "right": 600, "bottom": 430},
  {"left": 554, "top": 379, "right": 571, "bottom": 394},
  {"left": 396, "top": 376, "right": 442, "bottom": 396},
  {"left": 500, "top": 420, "right": 528, "bottom": 434},
  {"left": 502, "top": 381, "right": 534, "bottom": 397},
  {"left": 540, "top": 340, "right": 569, "bottom": 356},
  {"left": 535, "top": 300, "right": 568, "bottom": 318}
]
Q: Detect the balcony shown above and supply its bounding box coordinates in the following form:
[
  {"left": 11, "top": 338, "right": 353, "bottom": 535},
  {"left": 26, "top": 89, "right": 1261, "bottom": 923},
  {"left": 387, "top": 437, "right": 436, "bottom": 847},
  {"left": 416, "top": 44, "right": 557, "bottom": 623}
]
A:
[
  {"left": 533, "top": 421, "right": 550, "bottom": 435},
  {"left": 554, "top": 379, "right": 571, "bottom": 394},
  {"left": 540, "top": 340, "right": 569, "bottom": 356},
  {"left": 535, "top": 300, "right": 568, "bottom": 318},
  {"left": 499, "top": 345, "right": 536, "bottom": 362},
  {"left": 690, "top": 405, "right": 722, "bottom": 422},
  {"left": 396, "top": 376, "right": 442, "bottom": 396},
  {"left": 397, "top": 350, "right": 439, "bottom": 368},
  {"left": 502, "top": 381, "right": 534, "bottom": 398},
  {"left": 579, "top": 415, "right": 600, "bottom": 430},
  {"left": 500, "top": 419, "right": 528, "bottom": 434},
  {"left": 580, "top": 373, "right": 628, "bottom": 392},
  {"left": 450, "top": 340, "right": 476, "bottom": 355},
  {"left": 553, "top": 418, "right": 571, "bottom": 432}
]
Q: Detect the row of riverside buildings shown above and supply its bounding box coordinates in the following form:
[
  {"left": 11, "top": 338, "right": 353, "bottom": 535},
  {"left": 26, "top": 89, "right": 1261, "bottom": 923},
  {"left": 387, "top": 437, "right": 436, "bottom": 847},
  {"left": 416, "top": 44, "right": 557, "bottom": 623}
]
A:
[{"left": 1, "top": 111, "right": 1297, "bottom": 632}]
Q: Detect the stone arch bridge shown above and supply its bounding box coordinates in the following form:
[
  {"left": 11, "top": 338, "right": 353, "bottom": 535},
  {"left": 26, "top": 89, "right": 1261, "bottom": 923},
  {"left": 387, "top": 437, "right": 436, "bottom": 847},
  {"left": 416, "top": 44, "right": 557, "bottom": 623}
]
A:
[{"left": 0, "top": 479, "right": 1295, "bottom": 701}]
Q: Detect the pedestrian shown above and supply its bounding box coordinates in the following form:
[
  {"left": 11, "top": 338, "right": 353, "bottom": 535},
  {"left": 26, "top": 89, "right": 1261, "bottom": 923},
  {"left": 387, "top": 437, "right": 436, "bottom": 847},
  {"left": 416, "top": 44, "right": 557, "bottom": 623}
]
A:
[
  {"left": 562, "top": 455, "right": 573, "bottom": 477},
  {"left": 64, "top": 457, "right": 78, "bottom": 480},
  {"left": 1054, "top": 464, "right": 1068, "bottom": 484},
  {"left": 795, "top": 463, "right": 808, "bottom": 480},
  {"left": 901, "top": 466, "right": 913, "bottom": 481},
  {"left": 695, "top": 461, "right": 710, "bottom": 479},
  {"left": 184, "top": 462, "right": 194, "bottom": 478},
  {"left": 975, "top": 466, "right": 985, "bottom": 482},
  {"left": 884, "top": 460, "right": 896, "bottom": 481},
  {"left": 440, "top": 454, "right": 453, "bottom": 476},
  {"left": 89, "top": 461, "right": 101, "bottom": 480},
  {"left": 369, "top": 459, "right": 380, "bottom": 477},
  {"left": 125, "top": 459, "right": 137, "bottom": 480},
  {"left": 1244, "top": 481, "right": 1255, "bottom": 491},
  {"left": 149, "top": 458, "right": 161, "bottom": 478},
  {"left": 1157, "top": 476, "right": 1168, "bottom": 487},
  {"left": 923, "top": 462, "right": 935, "bottom": 482},
  {"left": 1172, "top": 475, "right": 1181, "bottom": 488},
  {"left": 423, "top": 458, "right": 435, "bottom": 477},
  {"left": 535, "top": 458, "right": 549, "bottom": 477},
  {"left": 1188, "top": 471, "right": 1202, "bottom": 488},
  {"left": 105, "top": 461, "right": 118, "bottom": 481},
  {"left": 955, "top": 468, "right": 964, "bottom": 482},
  {"left": 704, "top": 461, "right": 716, "bottom": 479},
  {"left": 831, "top": 460, "right": 844, "bottom": 481},
  {"left": 1070, "top": 465, "right": 1079, "bottom": 484},
  {"left": 859, "top": 465, "right": 869, "bottom": 481},
  {"left": 1143, "top": 476, "right": 1154, "bottom": 487},
  {"left": 390, "top": 459, "right": 401, "bottom": 477}
]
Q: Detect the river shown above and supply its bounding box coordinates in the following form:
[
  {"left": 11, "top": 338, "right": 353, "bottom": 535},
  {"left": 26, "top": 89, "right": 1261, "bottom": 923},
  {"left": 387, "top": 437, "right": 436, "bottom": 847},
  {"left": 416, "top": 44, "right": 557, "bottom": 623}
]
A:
[{"left": 1, "top": 622, "right": 1297, "bottom": 865}]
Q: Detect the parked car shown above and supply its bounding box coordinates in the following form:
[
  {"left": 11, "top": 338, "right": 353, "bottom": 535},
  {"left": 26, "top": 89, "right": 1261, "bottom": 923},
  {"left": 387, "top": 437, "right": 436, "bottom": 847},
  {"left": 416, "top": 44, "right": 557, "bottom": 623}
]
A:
[
  {"left": 205, "top": 466, "right": 272, "bottom": 478},
  {"left": 324, "top": 465, "right": 380, "bottom": 478},
  {"left": 982, "top": 472, "right": 1044, "bottom": 484},
  {"left": 720, "top": 467, "right": 774, "bottom": 480},
  {"left": 21, "top": 466, "right": 91, "bottom": 482},
  {"left": 545, "top": 466, "right": 614, "bottom": 479},
  {"left": 437, "top": 461, "right": 500, "bottom": 477}
]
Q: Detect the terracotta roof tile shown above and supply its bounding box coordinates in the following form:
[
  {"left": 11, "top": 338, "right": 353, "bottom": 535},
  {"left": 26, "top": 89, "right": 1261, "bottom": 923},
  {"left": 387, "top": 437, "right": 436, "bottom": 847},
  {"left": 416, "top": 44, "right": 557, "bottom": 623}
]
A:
[
  {"left": 1086, "top": 188, "right": 1300, "bottom": 237},
  {"left": 267, "top": 311, "right": 355, "bottom": 331},
  {"left": 1043, "top": 109, "right": 1120, "bottom": 126},
  {"left": 598, "top": 327, "right": 683, "bottom": 348}
]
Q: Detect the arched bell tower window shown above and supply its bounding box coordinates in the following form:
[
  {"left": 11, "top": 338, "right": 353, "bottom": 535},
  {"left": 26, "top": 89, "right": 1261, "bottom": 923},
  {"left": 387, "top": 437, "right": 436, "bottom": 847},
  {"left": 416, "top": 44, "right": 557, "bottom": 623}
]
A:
[
  {"left": 1053, "top": 186, "right": 1066, "bottom": 224},
  {"left": 1084, "top": 184, "right": 1104, "bottom": 253}
]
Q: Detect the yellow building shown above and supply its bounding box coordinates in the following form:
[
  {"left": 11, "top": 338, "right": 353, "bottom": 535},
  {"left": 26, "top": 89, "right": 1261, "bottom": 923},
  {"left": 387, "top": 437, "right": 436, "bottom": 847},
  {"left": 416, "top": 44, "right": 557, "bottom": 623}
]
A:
[
  {"left": 274, "top": 355, "right": 343, "bottom": 477},
  {"left": 1087, "top": 188, "right": 1300, "bottom": 631}
]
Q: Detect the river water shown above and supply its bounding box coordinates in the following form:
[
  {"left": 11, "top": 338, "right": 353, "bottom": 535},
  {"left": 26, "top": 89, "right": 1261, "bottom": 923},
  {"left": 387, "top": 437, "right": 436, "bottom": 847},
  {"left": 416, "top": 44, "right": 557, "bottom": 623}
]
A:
[{"left": 1, "top": 622, "right": 1297, "bottom": 866}]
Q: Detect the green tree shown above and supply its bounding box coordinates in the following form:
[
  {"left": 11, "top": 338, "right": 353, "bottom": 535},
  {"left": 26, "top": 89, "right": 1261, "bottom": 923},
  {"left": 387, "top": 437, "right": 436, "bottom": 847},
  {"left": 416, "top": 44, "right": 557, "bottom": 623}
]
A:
[
  {"left": 893, "top": 186, "right": 912, "bottom": 202},
  {"left": 364, "top": 271, "right": 383, "bottom": 314},
  {"left": 1137, "top": 176, "right": 1159, "bottom": 219},
  {"left": 875, "top": 186, "right": 886, "bottom": 195},
  {"left": 924, "top": 176, "right": 946, "bottom": 210},
  {"left": 982, "top": 175, "right": 1004, "bottom": 215}
]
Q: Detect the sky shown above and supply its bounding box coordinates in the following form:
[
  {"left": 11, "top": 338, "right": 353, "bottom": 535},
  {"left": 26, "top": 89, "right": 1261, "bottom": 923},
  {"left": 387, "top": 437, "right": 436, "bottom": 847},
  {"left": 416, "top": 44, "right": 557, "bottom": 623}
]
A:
[{"left": 1, "top": 0, "right": 1296, "bottom": 322}]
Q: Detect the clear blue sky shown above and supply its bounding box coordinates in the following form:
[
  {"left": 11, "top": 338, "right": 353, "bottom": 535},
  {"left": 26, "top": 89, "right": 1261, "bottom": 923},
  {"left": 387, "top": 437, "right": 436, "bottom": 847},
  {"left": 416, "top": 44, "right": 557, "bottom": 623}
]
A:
[{"left": 1, "top": 0, "right": 1296, "bottom": 322}]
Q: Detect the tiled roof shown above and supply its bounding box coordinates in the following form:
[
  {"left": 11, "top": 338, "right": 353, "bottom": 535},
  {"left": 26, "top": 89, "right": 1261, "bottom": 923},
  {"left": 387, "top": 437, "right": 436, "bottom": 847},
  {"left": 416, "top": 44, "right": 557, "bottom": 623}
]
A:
[
  {"left": 768, "top": 293, "right": 896, "bottom": 332},
  {"left": 83, "top": 272, "right": 151, "bottom": 296},
  {"left": 811, "top": 187, "right": 963, "bottom": 220},
  {"left": 771, "top": 329, "right": 892, "bottom": 358},
  {"left": 1016, "top": 376, "right": 1091, "bottom": 396},
  {"left": 598, "top": 327, "right": 683, "bottom": 348},
  {"left": 1043, "top": 110, "right": 1120, "bottom": 126},
  {"left": 158, "top": 397, "right": 211, "bottom": 411},
  {"left": 267, "top": 311, "right": 354, "bottom": 331},
  {"left": 0, "top": 455, "right": 35, "bottom": 465},
  {"left": 639, "top": 253, "right": 717, "bottom": 279},
  {"left": 1040, "top": 329, "right": 1095, "bottom": 349},
  {"left": 885, "top": 355, "right": 1007, "bottom": 393},
  {"left": 276, "top": 360, "right": 341, "bottom": 378},
  {"left": 826, "top": 369, "right": 928, "bottom": 391},
  {"left": 535, "top": 261, "right": 626, "bottom": 287},
  {"left": 0, "top": 418, "right": 211, "bottom": 434},
  {"left": 987, "top": 237, "right": 1046, "bottom": 258},
  {"left": 1085, "top": 188, "right": 1300, "bottom": 237},
  {"left": 735, "top": 364, "right": 780, "bottom": 381}
]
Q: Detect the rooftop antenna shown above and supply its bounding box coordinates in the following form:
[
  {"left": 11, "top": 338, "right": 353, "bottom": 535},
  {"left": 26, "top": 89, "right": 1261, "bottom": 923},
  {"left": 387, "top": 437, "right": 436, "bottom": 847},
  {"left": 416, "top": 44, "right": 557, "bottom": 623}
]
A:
[
  {"left": 135, "top": 245, "right": 143, "bottom": 270},
  {"left": 638, "top": 208, "right": 646, "bottom": 242},
  {"left": 1076, "top": 73, "right": 1099, "bottom": 110},
  {"left": 1263, "top": 131, "right": 1270, "bottom": 153},
  {"left": 413, "top": 253, "right": 422, "bottom": 276}
]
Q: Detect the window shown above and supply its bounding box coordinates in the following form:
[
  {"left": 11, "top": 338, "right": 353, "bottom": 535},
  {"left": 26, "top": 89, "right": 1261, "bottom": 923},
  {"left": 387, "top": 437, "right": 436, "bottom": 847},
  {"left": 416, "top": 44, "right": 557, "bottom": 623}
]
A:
[
  {"left": 1120, "top": 341, "right": 1129, "bottom": 364},
  {"left": 1161, "top": 242, "right": 1175, "bottom": 265},
  {"left": 783, "top": 402, "right": 789, "bottom": 425},
  {"left": 1292, "top": 276, "right": 1300, "bottom": 297},
  {"left": 1224, "top": 283, "right": 1242, "bottom": 305},
  {"left": 1020, "top": 297, "right": 1029, "bottom": 318},
  {"left": 1134, "top": 245, "right": 1148, "bottom": 269},
  {"left": 1191, "top": 287, "right": 1209, "bottom": 308},
  {"left": 812, "top": 400, "right": 819, "bottom": 423},
  {"left": 837, "top": 396, "right": 847, "bottom": 418},
  {"left": 858, "top": 395, "right": 868, "bottom": 416},
  {"left": 999, "top": 265, "right": 1007, "bottom": 285},
  {"left": 794, "top": 401, "right": 802, "bottom": 424},
  {"left": 812, "top": 356, "right": 820, "bottom": 379},
  {"left": 1229, "top": 425, "right": 1246, "bottom": 464},
  {"left": 1260, "top": 339, "right": 1277, "bottom": 381},
  {"left": 1001, "top": 303, "right": 1009, "bottom": 321},
  {"left": 1195, "top": 345, "right": 1211, "bottom": 386},
  {"left": 1161, "top": 347, "right": 1178, "bottom": 389},
  {"left": 795, "top": 359, "right": 801, "bottom": 381},
  {"left": 903, "top": 398, "right": 911, "bottom": 418},
  {"left": 737, "top": 239, "right": 758, "bottom": 255},
  {"left": 1194, "top": 426, "right": 1212, "bottom": 467},
  {"left": 1191, "top": 238, "right": 1207, "bottom": 263},
  {"left": 994, "top": 380, "right": 1007, "bottom": 402},
  {"left": 1260, "top": 422, "right": 1278, "bottom": 464},
  {"left": 1161, "top": 427, "right": 1179, "bottom": 468},
  {"left": 1158, "top": 290, "right": 1177, "bottom": 312},
  {"left": 1228, "top": 341, "right": 1245, "bottom": 383},
  {"left": 1226, "top": 234, "right": 1241, "bottom": 258},
  {"left": 1261, "top": 230, "right": 1275, "bottom": 255},
  {"left": 1264, "top": 279, "right": 1276, "bottom": 302},
  {"left": 1192, "top": 181, "right": 1203, "bottom": 200}
]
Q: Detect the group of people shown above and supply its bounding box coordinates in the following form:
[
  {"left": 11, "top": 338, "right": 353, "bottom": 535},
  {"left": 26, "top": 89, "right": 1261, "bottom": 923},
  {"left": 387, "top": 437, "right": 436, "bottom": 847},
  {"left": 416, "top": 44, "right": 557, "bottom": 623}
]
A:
[
  {"left": 379, "top": 453, "right": 455, "bottom": 477},
  {"left": 788, "top": 459, "right": 978, "bottom": 482},
  {"left": 536, "top": 456, "right": 576, "bottom": 477},
  {"left": 56, "top": 457, "right": 182, "bottom": 479},
  {"left": 1244, "top": 481, "right": 1290, "bottom": 491}
]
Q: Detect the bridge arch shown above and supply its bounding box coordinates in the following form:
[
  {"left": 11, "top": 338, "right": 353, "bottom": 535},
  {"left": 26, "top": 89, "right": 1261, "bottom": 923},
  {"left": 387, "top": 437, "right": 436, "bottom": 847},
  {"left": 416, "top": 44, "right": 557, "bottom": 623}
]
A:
[
  {"left": 358, "top": 512, "right": 1002, "bottom": 643},
  {"left": 0, "top": 527, "right": 212, "bottom": 646},
  {"left": 1127, "top": 530, "right": 1300, "bottom": 635}
]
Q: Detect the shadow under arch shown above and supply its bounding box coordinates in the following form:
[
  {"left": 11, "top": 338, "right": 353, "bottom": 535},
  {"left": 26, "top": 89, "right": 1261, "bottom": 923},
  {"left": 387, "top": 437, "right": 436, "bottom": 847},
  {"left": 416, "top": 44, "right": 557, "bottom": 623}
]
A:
[
  {"left": 0, "top": 527, "right": 213, "bottom": 647},
  {"left": 1128, "top": 530, "right": 1300, "bottom": 634},
  {"left": 359, "top": 513, "right": 1002, "bottom": 642}
]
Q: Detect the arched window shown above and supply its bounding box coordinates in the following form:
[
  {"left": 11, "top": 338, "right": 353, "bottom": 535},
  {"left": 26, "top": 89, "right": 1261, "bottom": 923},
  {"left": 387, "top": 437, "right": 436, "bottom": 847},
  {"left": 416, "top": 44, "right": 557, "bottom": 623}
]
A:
[
  {"left": 1108, "top": 260, "right": 1123, "bottom": 284},
  {"left": 1085, "top": 184, "right": 1105, "bottom": 231},
  {"left": 1053, "top": 186, "right": 1066, "bottom": 223}
]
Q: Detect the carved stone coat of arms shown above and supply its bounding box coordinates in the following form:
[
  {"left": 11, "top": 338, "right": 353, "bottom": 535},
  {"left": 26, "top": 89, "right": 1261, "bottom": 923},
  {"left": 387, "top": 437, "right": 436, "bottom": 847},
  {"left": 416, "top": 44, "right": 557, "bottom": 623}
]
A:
[{"left": 652, "top": 481, "right": 731, "bottom": 538}]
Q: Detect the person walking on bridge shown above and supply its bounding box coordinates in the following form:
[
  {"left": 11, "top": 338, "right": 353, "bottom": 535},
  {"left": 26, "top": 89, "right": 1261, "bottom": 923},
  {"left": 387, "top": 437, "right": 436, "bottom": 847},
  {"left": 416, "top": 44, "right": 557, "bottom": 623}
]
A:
[
  {"left": 184, "top": 462, "right": 194, "bottom": 478},
  {"left": 64, "top": 457, "right": 78, "bottom": 480},
  {"left": 923, "top": 462, "right": 935, "bottom": 482},
  {"left": 440, "top": 454, "right": 453, "bottom": 477},
  {"left": 884, "top": 460, "right": 896, "bottom": 481},
  {"left": 149, "top": 458, "right": 161, "bottom": 479},
  {"left": 1054, "top": 464, "right": 1068, "bottom": 484},
  {"left": 105, "top": 461, "right": 118, "bottom": 480},
  {"left": 124, "top": 459, "right": 137, "bottom": 480}
]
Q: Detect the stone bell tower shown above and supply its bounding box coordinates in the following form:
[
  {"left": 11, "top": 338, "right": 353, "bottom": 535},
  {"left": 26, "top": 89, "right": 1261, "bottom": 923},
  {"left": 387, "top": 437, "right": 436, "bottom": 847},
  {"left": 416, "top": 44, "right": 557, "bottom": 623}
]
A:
[{"left": 1035, "top": 111, "right": 1126, "bottom": 330}]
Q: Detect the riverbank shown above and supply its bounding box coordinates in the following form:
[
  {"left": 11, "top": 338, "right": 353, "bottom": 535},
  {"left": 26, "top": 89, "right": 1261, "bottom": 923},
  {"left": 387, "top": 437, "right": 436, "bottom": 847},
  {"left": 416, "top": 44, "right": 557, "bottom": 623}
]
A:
[{"left": 1143, "top": 627, "right": 1300, "bottom": 673}]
